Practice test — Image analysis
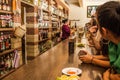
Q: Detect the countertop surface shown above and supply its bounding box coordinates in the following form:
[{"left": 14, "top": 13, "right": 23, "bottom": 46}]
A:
[{"left": 3, "top": 38, "right": 106, "bottom": 80}]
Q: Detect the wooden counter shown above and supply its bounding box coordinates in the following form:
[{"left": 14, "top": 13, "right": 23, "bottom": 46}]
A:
[{"left": 3, "top": 39, "right": 106, "bottom": 80}]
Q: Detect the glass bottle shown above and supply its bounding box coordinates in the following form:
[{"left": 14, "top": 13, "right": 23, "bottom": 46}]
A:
[
  {"left": 2, "top": 33, "right": 5, "bottom": 51},
  {"left": 5, "top": 35, "right": 9, "bottom": 50},
  {"left": 2, "top": 0, "right": 6, "bottom": 11},
  {"left": 0, "top": 0, "right": 2, "bottom": 10},
  {"left": 6, "top": 0, "right": 10, "bottom": 11},
  {"left": 0, "top": 32, "right": 4, "bottom": 51},
  {"left": 8, "top": 35, "right": 11, "bottom": 49},
  {"left": 0, "top": 56, "right": 5, "bottom": 75}
]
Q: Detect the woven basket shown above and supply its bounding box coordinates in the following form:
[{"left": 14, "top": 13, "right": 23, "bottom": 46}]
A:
[
  {"left": 14, "top": 25, "right": 26, "bottom": 38},
  {"left": 11, "top": 38, "right": 21, "bottom": 49}
]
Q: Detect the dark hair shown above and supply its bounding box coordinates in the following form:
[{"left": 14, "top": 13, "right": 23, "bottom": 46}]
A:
[
  {"left": 91, "top": 15, "right": 95, "bottom": 19},
  {"left": 92, "top": 18, "right": 97, "bottom": 26},
  {"left": 100, "top": 39, "right": 109, "bottom": 56},
  {"left": 96, "top": 1, "right": 120, "bottom": 36},
  {"left": 62, "top": 19, "right": 68, "bottom": 24}
]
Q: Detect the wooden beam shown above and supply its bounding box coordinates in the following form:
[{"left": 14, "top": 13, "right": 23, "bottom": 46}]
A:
[{"left": 78, "top": 0, "right": 83, "bottom": 7}]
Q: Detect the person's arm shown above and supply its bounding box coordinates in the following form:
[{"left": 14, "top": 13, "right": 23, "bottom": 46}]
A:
[
  {"left": 110, "top": 74, "right": 120, "bottom": 80},
  {"left": 91, "top": 58, "right": 110, "bottom": 68},
  {"left": 93, "top": 55, "right": 109, "bottom": 60},
  {"left": 103, "top": 69, "right": 110, "bottom": 80},
  {"left": 103, "top": 69, "right": 120, "bottom": 80},
  {"left": 79, "top": 51, "right": 110, "bottom": 68},
  {"left": 79, "top": 55, "right": 110, "bottom": 67}
]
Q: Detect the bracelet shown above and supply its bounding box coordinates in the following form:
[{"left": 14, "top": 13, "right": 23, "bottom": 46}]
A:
[{"left": 91, "top": 56, "right": 94, "bottom": 63}]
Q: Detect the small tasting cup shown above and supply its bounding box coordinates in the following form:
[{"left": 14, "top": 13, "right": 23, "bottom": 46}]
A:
[{"left": 78, "top": 50, "right": 87, "bottom": 56}]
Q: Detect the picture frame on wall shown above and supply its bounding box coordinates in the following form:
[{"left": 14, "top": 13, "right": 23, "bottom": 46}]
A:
[{"left": 87, "top": 6, "right": 98, "bottom": 18}]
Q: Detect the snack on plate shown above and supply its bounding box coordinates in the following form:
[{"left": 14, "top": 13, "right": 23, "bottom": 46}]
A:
[
  {"left": 56, "top": 75, "right": 80, "bottom": 80},
  {"left": 76, "top": 43, "right": 85, "bottom": 47}
]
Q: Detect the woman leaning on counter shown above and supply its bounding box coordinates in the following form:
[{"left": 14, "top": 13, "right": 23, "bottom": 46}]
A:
[
  {"left": 79, "top": 17, "right": 110, "bottom": 68},
  {"left": 96, "top": 1, "right": 120, "bottom": 80}
]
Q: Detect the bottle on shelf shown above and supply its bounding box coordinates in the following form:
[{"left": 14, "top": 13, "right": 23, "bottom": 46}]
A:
[
  {"left": 0, "top": 15, "right": 6, "bottom": 28},
  {"left": 0, "top": 56, "right": 5, "bottom": 75},
  {"left": 0, "top": 32, "right": 5, "bottom": 52},
  {"left": 0, "top": 0, "right": 2, "bottom": 10},
  {"left": 9, "top": 53, "right": 14, "bottom": 69},
  {"left": 0, "top": 15, "right": 13, "bottom": 28},
  {"left": 8, "top": 35, "right": 11, "bottom": 49},
  {"left": 0, "top": 51, "right": 16, "bottom": 76},
  {"left": 6, "top": 0, "right": 10, "bottom": 11},
  {"left": 4, "top": 35, "right": 9, "bottom": 50},
  {"left": 2, "top": 0, "right": 7, "bottom": 11},
  {"left": 5, "top": 54, "right": 11, "bottom": 72}
]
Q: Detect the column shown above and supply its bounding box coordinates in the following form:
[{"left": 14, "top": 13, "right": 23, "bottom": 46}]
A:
[{"left": 26, "top": 6, "right": 39, "bottom": 59}]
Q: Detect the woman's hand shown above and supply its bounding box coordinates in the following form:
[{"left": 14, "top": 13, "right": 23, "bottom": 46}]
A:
[
  {"left": 79, "top": 51, "right": 93, "bottom": 63},
  {"left": 103, "top": 69, "right": 110, "bottom": 80}
]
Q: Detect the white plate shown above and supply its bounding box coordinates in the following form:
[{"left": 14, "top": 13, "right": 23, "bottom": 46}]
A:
[{"left": 62, "top": 67, "right": 82, "bottom": 76}]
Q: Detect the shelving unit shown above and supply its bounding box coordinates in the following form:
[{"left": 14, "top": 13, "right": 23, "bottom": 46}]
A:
[
  {"left": 0, "top": 69, "right": 15, "bottom": 79},
  {"left": 0, "top": 10, "right": 13, "bottom": 14},
  {"left": 0, "top": 28, "right": 14, "bottom": 31},
  {"left": 0, "top": 47, "right": 21, "bottom": 57},
  {"left": 0, "top": 0, "right": 68, "bottom": 78},
  {"left": 0, "top": 0, "right": 24, "bottom": 79},
  {"left": 37, "top": 0, "right": 69, "bottom": 53}
]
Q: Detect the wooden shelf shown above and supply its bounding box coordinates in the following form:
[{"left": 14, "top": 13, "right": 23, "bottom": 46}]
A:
[
  {"left": 52, "top": 19, "right": 58, "bottom": 22},
  {"left": 39, "top": 38, "right": 49, "bottom": 43},
  {"left": 52, "top": 13, "right": 58, "bottom": 16},
  {"left": 0, "top": 64, "right": 23, "bottom": 79},
  {"left": 0, "top": 69, "right": 15, "bottom": 79},
  {"left": 0, "top": 28, "right": 14, "bottom": 31},
  {"left": 0, "top": 47, "right": 21, "bottom": 57},
  {"left": 0, "top": 10, "right": 13, "bottom": 14},
  {"left": 43, "top": 19, "right": 49, "bottom": 21},
  {"left": 39, "top": 27, "right": 49, "bottom": 29},
  {"left": 21, "top": 1, "right": 35, "bottom": 7},
  {"left": 52, "top": 27, "right": 57, "bottom": 29},
  {"left": 43, "top": 9, "right": 49, "bottom": 13}
]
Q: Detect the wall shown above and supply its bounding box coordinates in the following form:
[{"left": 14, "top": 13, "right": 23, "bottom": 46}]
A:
[{"left": 69, "top": 0, "right": 118, "bottom": 27}]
